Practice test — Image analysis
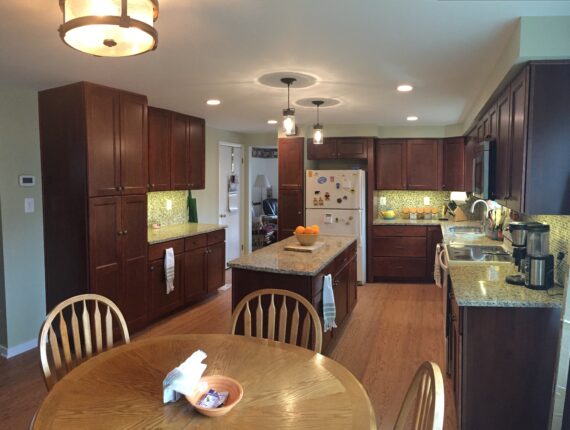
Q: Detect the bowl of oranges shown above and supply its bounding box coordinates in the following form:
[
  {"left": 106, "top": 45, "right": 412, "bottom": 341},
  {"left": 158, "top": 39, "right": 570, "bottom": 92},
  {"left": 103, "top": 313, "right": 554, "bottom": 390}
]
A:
[{"left": 294, "top": 225, "right": 320, "bottom": 246}]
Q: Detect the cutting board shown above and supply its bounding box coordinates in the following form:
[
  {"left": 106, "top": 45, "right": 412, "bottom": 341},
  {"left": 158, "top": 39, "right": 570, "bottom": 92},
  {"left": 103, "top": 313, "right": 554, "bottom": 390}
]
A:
[{"left": 284, "top": 241, "right": 325, "bottom": 253}]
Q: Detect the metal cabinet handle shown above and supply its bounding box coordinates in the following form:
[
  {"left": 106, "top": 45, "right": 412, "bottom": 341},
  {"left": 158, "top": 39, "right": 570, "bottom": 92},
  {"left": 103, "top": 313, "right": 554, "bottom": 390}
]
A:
[
  {"left": 117, "top": 231, "right": 123, "bottom": 236},
  {"left": 116, "top": 186, "right": 121, "bottom": 191},
  {"left": 123, "top": 230, "right": 128, "bottom": 235},
  {"left": 150, "top": 266, "right": 155, "bottom": 271}
]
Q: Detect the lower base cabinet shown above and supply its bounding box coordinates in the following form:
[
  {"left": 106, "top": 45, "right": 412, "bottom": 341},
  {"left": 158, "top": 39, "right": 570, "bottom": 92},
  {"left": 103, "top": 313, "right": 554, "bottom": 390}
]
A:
[{"left": 148, "top": 229, "right": 226, "bottom": 324}]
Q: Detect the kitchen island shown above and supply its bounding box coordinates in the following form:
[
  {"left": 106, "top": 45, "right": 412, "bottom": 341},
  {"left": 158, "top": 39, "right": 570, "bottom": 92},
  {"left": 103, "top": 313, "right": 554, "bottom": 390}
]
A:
[{"left": 228, "top": 235, "right": 357, "bottom": 353}]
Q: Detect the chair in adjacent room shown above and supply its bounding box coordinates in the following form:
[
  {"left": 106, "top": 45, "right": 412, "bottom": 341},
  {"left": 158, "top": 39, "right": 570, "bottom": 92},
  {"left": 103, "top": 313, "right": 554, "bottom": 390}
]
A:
[
  {"left": 231, "top": 288, "right": 322, "bottom": 353},
  {"left": 394, "top": 361, "right": 445, "bottom": 430},
  {"left": 38, "top": 294, "right": 130, "bottom": 391}
]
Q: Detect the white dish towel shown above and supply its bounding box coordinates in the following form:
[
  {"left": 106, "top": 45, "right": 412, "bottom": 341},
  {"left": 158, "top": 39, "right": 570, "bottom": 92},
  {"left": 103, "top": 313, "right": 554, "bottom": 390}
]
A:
[
  {"left": 164, "top": 247, "right": 175, "bottom": 295},
  {"left": 434, "top": 244, "right": 442, "bottom": 288},
  {"left": 323, "top": 274, "right": 337, "bottom": 332}
]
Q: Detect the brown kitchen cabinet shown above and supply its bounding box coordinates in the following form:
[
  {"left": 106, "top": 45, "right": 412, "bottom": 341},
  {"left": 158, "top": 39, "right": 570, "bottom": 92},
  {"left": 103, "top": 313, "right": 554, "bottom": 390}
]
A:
[
  {"left": 148, "top": 107, "right": 172, "bottom": 191},
  {"left": 188, "top": 116, "right": 206, "bottom": 189},
  {"left": 89, "top": 195, "right": 148, "bottom": 331},
  {"left": 185, "top": 231, "right": 226, "bottom": 302},
  {"left": 278, "top": 137, "right": 304, "bottom": 240},
  {"left": 375, "top": 139, "right": 407, "bottom": 190},
  {"left": 406, "top": 139, "right": 439, "bottom": 190},
  {"left": 441, "top": 137, "right": 465, "bottom": 191},
  {"left": 148, "top": 252, "right": 185, "bottom": 320},
  {"left": 170, "top": 112, "right": 206, "bottom": 190},
  {"left": 426, "top": 226, "right": 443, "bottom": 280},
  {"left": 85, "top": 83, "right": 148, "bottom": 197},
  {"left": 308, "top": 137, "right": 370, "bottom": 160},
  {"left": 495, "top": 87, "right": 511, "bottom": 202},
  {"left": 447, "top": 285, "right": 560, "bottom": 429}
]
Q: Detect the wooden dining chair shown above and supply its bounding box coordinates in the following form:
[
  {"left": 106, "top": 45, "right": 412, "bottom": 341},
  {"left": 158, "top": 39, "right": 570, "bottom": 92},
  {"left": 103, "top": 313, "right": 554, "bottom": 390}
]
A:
[
  {"left": 38, "top": 294, "right": 130, "bottom": 391},
  {"left": 394, "top": 361, "right": 444, "bottom": 430},
  {"left": 231, "top": 289, "right": 323, "bottom": 353}
]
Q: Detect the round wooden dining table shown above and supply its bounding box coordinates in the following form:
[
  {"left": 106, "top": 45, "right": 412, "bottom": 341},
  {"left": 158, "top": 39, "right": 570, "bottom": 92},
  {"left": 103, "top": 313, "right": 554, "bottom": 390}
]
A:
[{"left": 32, "top": 334, "right": 376, "bottom": 429}]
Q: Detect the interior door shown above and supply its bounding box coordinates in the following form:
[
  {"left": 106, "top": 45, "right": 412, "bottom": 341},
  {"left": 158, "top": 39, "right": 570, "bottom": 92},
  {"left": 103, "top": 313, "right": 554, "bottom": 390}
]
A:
[{"left": 218, "top": 144, "right": 242, "bottom": 265}]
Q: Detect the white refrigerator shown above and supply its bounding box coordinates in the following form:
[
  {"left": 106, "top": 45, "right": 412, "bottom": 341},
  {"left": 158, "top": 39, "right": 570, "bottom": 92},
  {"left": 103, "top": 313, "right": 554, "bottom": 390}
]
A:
[{"left": 305, "top": 169, "right": 366, "bottom": 284}]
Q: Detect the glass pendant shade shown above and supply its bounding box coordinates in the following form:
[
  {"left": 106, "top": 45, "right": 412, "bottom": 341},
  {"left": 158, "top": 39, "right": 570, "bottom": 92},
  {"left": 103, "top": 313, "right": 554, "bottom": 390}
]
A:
[
  {"left": 283, "top": 108, "right": 296, "bottom": 136},
  {"left": 313, "top": 124, "right": 324, "bottom": 144},
  {"left": 59, "top": 0, "right": 159, "bottom": 57}
]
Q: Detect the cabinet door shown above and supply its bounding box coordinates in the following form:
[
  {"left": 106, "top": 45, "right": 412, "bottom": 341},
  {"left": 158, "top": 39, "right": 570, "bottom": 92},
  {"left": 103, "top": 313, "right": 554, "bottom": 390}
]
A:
[
  {"left": 207, "top": 242, "right": 226, "bottom": 293},
  {"left": 406, "top": 139, "right": 438, "bottom": 190},
  {"left": 148, "top": 253, "right": 184, "bottom": 320},
  {"left": 119, "top": 92, "right": 148, "bottom": 195},
  {"left": 171, "top": 113, "right": 190, "bottom": 190},
  {"left": 375, "top": 140, "right": 406, "bottom": 190},
  {"left": 188, "top": 116, "right": 206, "bottom": 189},
  {"left": 89, "top": 197, "right": 122, "bottom": 305},
  {"left": 278, "top": 137, "right": 304, "bottom": 189},
  {"left": 508, "top": 68, "right": 529, "bottom": 213},
  {"left": 86, "top": 85, "right": 121, "bottom": 197},
  {"left": 496, "top": 88, "right": 511, "bottom": 201},
  {"left": 347, "top": 256, "right": 357, "bottom": 312},
  {"left": 442, "top": 137, "right": 465, "bottom": 191},
  {"left": 488, "top": 104, "right": 498, "bottom": 138},
  {"left": 337, "top": 138, "right": 368, "bottom": 159},
  {"left": 307, "top": 137, "right": 337, "bottom": 160},
  {"left": 333, "top": 264, "right": 349, "bottom": 328},
  {"left": 476, "top": 121, "right": 484, "bottom": 142},
  {"left": 121, "top": 195, "right": 148, "bottom": 331},
  {"left": 148, "top": 107, "right": 171, "bottom": 191},
  {"left": 452, "top": 316, "right": 463, "bottom": 426},
  {"left": 185, "top": 247, "right": 207, "bottom": 302},
  {"left": 278, "top": 189, "right": 304, "bottom": 240},
  {"left": 464, "top": 134, "right": 477, "bottom": 193},
  {"left": 426, "top": 226, "right": 443, "bottom": 281}
]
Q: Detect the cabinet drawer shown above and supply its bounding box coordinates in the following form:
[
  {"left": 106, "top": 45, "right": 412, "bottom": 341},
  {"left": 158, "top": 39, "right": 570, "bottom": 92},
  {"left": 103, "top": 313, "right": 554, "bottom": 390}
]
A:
[
  {"left": 185, "top": 234, "right": 207, "bottom": 251},
  {"left": 148, "top": 239, "right": 184, "bottom": 261},
  {"left": 207, "top": 229, "right": 225, "bottom": 245},
  {"left": 373, "top": 225, "right": 427, "bottom": 237},
  {"left": 372, "top": 257, "right": 426, "bottom": 279},
  {"left": 373, "top": 237, "right": 426, "bottom": 257}
]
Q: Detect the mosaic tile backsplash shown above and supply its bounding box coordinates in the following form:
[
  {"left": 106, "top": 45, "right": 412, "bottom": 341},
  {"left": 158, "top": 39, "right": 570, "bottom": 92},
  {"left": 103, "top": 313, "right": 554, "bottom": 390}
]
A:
[{"left": 148, "top": 191, "right": 189, "bottom": 227}]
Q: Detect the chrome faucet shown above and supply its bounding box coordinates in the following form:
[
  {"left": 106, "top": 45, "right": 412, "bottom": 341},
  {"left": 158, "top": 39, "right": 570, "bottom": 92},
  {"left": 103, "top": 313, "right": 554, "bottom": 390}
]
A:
[{"left": 471, "top": 199, "right": 490, "bottom": 228}]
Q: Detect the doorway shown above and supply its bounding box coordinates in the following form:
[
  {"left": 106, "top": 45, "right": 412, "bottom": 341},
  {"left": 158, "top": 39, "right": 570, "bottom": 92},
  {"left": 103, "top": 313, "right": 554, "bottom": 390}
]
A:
[{"left": 218, "top": 143, "right": 243, "bottom": 266}]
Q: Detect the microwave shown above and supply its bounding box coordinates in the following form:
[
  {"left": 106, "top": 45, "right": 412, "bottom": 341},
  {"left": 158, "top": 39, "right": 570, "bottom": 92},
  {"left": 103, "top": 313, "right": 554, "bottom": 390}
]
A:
[{"left": 472, "top": 140, "right": 496, "bottom": 200}]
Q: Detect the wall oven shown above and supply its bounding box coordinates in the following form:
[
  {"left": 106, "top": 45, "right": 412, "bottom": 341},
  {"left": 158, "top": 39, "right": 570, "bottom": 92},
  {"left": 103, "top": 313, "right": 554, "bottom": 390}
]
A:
[{"left": 472, "top": 139, "right": 496, "bottom": 200}]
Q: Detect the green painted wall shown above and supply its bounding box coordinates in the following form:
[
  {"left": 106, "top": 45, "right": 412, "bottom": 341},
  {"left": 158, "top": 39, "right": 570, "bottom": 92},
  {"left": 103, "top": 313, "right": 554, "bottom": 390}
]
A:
[
  {"left": 0, "top": 198, "right": 6, "bottom": 347},
  {"left": 520, "top": 16, "right": 570, "bottom": 59},
  {"left": 0, "top": 87, "right": 46, "bottom": 350}
]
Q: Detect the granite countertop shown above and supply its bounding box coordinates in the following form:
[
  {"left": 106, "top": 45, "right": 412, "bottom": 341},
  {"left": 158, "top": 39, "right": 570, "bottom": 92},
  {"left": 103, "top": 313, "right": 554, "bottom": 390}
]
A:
[
  {"left": 228, "top": 235, "right": 356, "bottom": 276},
  {"left": 148, "top": 223, "right": 227, "bottom": 245},
  {"left": 374, "top": 218, "right": 564, "bottom": 308}
]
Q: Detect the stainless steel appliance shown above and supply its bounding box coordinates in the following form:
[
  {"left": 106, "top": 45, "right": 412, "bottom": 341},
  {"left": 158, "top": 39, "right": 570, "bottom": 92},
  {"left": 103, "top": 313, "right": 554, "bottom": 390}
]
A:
[
  {"left": 526, "top": 223, "right": 554, "bottom": 290},
  {"left": 472, "top": 140, "right": 496, "bottom": 200},
  {"left": 509, "top": 221, "right": 529, "bottom": 270}
]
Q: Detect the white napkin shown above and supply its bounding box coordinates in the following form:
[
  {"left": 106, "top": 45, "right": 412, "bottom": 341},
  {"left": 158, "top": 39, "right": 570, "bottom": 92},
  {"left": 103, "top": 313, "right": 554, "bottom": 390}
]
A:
[
  {"left": 164, "top": 247, "right": 175, "bottom": 295},
  {"left": 434, "top": 244, "right": 442, "bottom": 288},
  {"left": 323, "top": 274, "right": 337, "bottom": 332},
  {"left": 163, "top": 350, "right": 207, "bottom": 404}
]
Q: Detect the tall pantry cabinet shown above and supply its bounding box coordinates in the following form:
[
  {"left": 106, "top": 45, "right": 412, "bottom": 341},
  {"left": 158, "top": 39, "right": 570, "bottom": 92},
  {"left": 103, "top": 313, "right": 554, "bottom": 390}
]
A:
[{"left": 39, "top": 82, "right": 149, "bottom": 331}]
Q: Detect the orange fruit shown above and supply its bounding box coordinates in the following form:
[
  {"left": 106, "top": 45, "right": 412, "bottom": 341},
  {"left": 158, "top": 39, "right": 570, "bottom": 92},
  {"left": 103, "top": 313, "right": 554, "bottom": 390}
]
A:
[
  {"left": 294, "top": 226, "right": 306, "bottom": 234},
  {"left": 304, "top": 227, "right": 315, "bottom": 235},
  {"left": 311, "top": 225, "right": 320, "bottom": 233}
]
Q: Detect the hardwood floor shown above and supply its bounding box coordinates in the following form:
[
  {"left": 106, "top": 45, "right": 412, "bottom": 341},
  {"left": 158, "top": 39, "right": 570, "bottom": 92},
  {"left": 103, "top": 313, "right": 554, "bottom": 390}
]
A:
[{"left": 0, "top": 275, "right": 456, "bottom": 429}]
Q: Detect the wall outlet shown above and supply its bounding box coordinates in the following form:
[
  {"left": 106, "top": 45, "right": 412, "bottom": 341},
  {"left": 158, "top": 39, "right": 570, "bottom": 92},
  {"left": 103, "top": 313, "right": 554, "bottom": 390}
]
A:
[
  {"left": 380, "top": 196, "right": 387, "bottom": 205},
  {"left": 423, "top": 196, "right": 430, "bottom": 206},
  {"left": 24, "top": 197, "right": 34, "bottom": 213},
  {"left": 166, "top": 199, "right": 173, "bottom": 211}
]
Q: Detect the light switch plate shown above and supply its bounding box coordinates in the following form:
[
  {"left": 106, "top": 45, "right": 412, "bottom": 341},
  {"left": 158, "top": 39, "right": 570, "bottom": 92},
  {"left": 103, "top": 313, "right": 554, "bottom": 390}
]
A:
[
  {"left": 423, "top": 196, "right": 430, "bottom": 205},
  {"left": 380, "top": 196, "right": 387, "bottom": 205},
  {"left": 24, "top": 197, "right": 34, "bottom": 213},
  {"left": 166, "top": 199, "right": 173, "bottom": 211}
]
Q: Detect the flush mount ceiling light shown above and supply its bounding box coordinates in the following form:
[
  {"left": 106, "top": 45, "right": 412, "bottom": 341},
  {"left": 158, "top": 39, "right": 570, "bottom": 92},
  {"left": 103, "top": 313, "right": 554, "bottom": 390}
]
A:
[
  {"left": 397, "top": 84, "right": 414, "bottom": 92},
  {"left": 407, "top": 116, "right": 419, "bottom": 121},
  {"left": 206, "top": 99, "right": 221, "bottom": 106},
  {"left": 267, "top": 119, "right": 278, "bottom": 125},
  {"left": 312, "top": 100, "right": 324, "bottom": 145},
  {"left": 58, "top": 0, "right": 159, "bottom": 57},
  {"left": 281, "top": 77, "right": 297, "bottom": 136}
]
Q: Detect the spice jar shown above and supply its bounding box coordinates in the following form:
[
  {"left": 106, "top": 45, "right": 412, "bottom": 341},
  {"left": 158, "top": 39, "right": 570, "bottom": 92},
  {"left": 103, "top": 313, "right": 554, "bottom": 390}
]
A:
[
  {"left": 424, "top": 207, "right": 432, "bottom": 220},
  {"left": 410, "top": 207, "right": 417, "bottom": 220},
  {"left": 417, "top": 207, "right": 424, "bottom": 220},
  {"left": 403, "top": 207, "right": 410, "bottom": 219}
]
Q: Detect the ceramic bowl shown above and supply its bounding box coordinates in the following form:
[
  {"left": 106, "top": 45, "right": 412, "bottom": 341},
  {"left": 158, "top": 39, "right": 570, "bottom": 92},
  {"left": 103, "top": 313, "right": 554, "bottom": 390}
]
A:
[
  {"left": 186, "top": 375, "right": 243, "bottom": 417},
  {"left": 294, "top": 233, "right": 319, "bottom": 246}
]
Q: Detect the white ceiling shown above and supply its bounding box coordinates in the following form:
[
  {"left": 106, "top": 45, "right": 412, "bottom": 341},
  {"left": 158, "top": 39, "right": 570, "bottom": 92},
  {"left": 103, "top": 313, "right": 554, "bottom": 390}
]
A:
[{"left": 2, "top": 1, "right": 570, "bottom": 132}]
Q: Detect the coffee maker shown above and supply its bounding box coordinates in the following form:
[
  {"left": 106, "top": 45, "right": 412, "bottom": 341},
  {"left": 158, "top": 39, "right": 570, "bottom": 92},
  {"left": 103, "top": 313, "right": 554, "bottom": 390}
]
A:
[
  {"left": 506, "top": 221, "right": 531, "bottom": 286},
  {"left": 525, "top": 223, "right": 554, "bottom": 290}
]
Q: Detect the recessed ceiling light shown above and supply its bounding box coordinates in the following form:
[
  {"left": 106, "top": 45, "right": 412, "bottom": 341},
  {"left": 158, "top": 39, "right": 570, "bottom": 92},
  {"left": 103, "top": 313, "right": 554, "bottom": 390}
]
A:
[
  {"left": 397, "top": 84, "right": 414, "bottom": 92},
  {"left": 206, "top": 99, "right": 221, "bottom": 106},
  {"left": 407, "top": 116, "right": 419, "bottom": 121},
  {"left": 267, "top": 119, "right": 278, "bottom": 125}
]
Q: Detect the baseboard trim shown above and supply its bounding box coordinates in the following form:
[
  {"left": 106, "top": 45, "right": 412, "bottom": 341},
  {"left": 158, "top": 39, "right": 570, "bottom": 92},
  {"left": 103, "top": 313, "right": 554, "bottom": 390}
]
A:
[{"left": 0, "top": 338, "right": 37, "bottom": 359}]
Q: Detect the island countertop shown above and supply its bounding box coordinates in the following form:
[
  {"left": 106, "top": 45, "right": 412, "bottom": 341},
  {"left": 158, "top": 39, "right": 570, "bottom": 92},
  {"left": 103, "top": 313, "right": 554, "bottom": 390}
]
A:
[
  {"left": 228, "top": 235, "right": 357, "bottom": 276},
  {"left": 148, "top": 223, "right": 226, "bottom": 245}
]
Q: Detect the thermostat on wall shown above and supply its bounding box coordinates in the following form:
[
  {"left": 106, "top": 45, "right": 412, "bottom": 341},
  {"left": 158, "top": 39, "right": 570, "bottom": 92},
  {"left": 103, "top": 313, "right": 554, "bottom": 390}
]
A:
[{"left": 19, "top": 175, "right": 35, "bottom": 187}]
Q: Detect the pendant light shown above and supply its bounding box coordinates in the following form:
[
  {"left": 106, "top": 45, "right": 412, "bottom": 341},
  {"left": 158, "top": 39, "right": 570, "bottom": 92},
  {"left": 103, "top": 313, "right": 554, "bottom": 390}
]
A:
[
  {"left": 59, "top": 0, "right": 159, "bottom": 57},
  {"left": 312, "top": 100, "right": 324, "bottom": 145},
  {"left": 281, "top": 77, "right": 297, "bottom": 136}
]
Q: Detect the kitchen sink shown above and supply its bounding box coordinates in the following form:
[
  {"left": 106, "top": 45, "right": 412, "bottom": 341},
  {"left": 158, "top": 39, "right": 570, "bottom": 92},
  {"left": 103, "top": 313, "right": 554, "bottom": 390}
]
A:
[
  {"left": 448, "top": 226, "right": 484, "bottom": 234},
  {"left": 447, "top": 244, "right": 512, "bottom": 263}
]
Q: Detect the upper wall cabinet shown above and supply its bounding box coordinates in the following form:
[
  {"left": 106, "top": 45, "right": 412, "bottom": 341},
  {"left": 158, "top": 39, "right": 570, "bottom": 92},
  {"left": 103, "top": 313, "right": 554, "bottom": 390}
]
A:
[
  {"left": 441, "top": 137, "right": 465, "bottom": 191},
  {"left": 85, "top": 83, "right": 148, "bottom": 197},
  {"left": 375, "top": 140, "right": 407, "bottom": 190},
  {"left": 148, "top": 107, "right": 206, "bottom": 191},
  {"left": 308, "top": 137, "right": 370, "bottom": 160},
  {"left": 406, "top": 139, "right": 439, "bottom": 190}
]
